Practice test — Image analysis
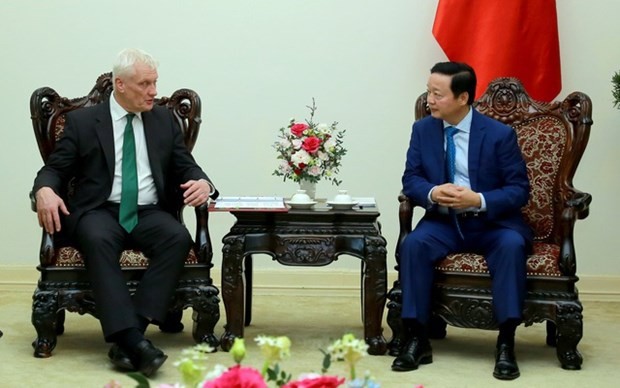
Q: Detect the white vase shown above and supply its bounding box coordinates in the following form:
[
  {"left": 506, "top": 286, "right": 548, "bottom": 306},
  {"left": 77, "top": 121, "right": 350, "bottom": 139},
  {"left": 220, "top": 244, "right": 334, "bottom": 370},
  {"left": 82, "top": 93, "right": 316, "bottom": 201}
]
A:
[{"left": 298, "top": 180, "right": 317, "bottom": 200}]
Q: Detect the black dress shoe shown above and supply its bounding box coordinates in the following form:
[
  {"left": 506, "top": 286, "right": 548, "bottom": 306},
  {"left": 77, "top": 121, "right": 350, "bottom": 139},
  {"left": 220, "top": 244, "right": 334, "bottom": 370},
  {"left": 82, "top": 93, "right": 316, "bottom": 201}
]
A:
[
  {"left": 391, "top": 338, "right": 433, "bottom": 372},
  {"left": 493, "top": 343, "right": 520, "bottom": 380},
  {"left": 108, "top": 343, "right": 135, "bottom": 371},
  {"left": 129, "top": 340, "right": 168, "bottom": 377}
]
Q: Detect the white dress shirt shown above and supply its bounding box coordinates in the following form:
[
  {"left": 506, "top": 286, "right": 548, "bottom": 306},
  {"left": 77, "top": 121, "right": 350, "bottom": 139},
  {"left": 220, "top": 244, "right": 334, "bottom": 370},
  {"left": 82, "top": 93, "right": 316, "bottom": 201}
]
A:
[
  {"left": 107, "top": 94, "right": 158, "bottom": 205},
  {"left": 429, "top": 107, "right": 487, "bottom": 212}
]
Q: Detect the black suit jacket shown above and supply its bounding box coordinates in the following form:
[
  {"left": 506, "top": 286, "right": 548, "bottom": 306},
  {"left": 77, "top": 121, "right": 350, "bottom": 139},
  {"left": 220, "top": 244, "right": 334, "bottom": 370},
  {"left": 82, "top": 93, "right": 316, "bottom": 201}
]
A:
[{"left": 32, "top": 99, "right": 215, "bottom": 237}]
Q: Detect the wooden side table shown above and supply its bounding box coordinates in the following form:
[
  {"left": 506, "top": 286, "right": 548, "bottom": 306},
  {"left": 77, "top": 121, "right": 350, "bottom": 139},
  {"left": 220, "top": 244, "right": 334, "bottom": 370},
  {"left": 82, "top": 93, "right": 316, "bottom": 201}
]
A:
[{"left": 218, "top": 204, "right": 388, "bottom": 355}]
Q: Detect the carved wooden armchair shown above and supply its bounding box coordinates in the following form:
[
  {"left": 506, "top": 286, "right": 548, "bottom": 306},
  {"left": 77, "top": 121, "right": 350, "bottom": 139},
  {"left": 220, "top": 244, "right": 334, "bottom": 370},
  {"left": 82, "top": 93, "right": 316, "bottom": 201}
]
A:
[
  {"left": 29, "top": 73, "right": 220, "bottom": 358},
  {"left": 386, "top": 78, "right": 592, "bottom": 370}
]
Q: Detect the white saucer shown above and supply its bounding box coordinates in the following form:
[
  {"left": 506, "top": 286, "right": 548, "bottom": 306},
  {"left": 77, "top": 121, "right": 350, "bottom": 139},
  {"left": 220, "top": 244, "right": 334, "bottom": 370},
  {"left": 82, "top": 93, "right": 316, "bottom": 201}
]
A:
[
  {"left": 326, "top": 201, "right": 358, "bottom": 210},
  {"left": 286, "top": 200, "right": 317, "bottom": 209}
]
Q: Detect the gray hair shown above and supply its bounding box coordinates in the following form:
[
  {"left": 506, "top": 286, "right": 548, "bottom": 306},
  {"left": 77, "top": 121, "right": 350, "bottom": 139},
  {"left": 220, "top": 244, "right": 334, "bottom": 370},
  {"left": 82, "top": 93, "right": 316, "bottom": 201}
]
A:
[{"left": 112, "top": 48, "right": 158, "bottom": 85}]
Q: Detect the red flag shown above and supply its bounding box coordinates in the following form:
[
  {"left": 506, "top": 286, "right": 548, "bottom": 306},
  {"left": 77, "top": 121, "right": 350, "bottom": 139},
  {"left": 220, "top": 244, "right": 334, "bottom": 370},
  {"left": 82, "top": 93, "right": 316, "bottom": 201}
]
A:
[{"left": 433, "top": 0, "right": 561, "bottom": 101}]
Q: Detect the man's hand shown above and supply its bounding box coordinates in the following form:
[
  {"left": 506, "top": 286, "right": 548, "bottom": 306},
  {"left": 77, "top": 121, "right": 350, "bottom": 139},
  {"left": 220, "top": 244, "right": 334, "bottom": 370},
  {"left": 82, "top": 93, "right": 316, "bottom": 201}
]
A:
[
  {"left": 36, "top": 187, "right": 69, "bottom": 234},
  {"left": 180, "top": 179, "right": 213, "bottom": 207},
  {"left": 432, "top": 183, "right": 481, "bottom": 210}
]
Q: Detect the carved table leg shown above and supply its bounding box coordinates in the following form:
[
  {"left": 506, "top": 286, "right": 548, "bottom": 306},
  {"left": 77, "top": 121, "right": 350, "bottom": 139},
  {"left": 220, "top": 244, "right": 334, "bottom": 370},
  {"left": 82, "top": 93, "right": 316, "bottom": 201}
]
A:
[
  {"left": 244, "top": 254, "right": 253, "bottom": 327},
  {"left": 189, "top": 285, "right": 221, "bottom": 349},
  {"left": 555, "top": 301, "right": 583, "bottom": 370},
  {"left": 31, "top": 289, "right": 60, "bottom": 358},
  {"left": 363, "top": 235, "right": 388, "bottom": 355},
  {"left": 220, "top": 235, "right": 246, "bottom": 351}
]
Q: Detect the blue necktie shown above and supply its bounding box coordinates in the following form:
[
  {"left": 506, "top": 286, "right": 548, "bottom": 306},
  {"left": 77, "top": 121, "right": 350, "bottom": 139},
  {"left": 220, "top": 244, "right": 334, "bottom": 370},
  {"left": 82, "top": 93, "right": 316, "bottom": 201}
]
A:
[
  {"left": 446, "top": 126, "right": 458, "bottom": 183},
  {"left": 119, "top": 113, "right": 138, "bottom": 233},
  {"left": 445, "top": 126, "right": 464, "bottom": 239}
]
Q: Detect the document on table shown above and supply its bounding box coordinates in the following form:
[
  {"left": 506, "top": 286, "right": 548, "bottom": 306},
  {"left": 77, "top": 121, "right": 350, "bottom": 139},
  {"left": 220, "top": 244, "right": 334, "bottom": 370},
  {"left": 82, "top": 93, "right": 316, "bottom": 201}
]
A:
[
  {"left": 352, "top": 197, "right": 377, "bottom": 208},
  {"left": 213, "top": 196, "right": 287, "bottom": 210}
]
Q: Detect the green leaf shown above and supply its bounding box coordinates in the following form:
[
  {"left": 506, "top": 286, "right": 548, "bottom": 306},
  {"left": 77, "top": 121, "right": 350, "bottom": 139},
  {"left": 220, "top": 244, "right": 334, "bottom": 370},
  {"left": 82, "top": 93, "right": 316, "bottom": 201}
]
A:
[
  {"left": 277, "top": 371, "right": 292, "bottom": 385},
  {"left": 267, "top": 367, "right": 278, "bottom": 380},
  {"left": 320, "top": 350, "right": 332, "bottom": 372},
  {"left": 127, "top": 372, "right": 150, "bottom": 388},
  {"left": 612, "top": 70, "right": 620, "bottom": 109}
]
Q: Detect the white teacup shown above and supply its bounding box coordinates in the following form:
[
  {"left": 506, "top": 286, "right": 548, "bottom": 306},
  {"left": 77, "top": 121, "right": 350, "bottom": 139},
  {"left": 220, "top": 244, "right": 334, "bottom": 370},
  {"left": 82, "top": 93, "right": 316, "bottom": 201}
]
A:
[
  {"left": 332, "top": 189, "right": 353, "bottom": 203},
  {"left": 290, "top": 189, "right": 312, "bottom": 203}
]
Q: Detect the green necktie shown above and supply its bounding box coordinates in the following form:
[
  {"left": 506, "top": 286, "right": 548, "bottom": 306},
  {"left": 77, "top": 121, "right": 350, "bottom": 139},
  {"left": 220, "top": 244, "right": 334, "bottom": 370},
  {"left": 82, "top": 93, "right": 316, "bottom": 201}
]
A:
[{"left": 119, "top": 113, "right": 138, "bottom": 233}]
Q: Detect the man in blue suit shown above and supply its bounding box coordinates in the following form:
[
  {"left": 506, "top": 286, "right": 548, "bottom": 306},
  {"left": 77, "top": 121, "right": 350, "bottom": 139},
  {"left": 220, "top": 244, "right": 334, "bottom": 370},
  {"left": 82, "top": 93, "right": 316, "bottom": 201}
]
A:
[{"left": 392, "top": 62, "right": 532, "bottom": 380}]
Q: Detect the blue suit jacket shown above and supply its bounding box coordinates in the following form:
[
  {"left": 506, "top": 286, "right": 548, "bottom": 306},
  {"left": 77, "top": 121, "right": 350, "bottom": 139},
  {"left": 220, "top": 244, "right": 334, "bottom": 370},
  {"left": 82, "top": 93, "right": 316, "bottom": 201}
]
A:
[{"left": 402, "top": 108, "right": 533, "bottom": 244}]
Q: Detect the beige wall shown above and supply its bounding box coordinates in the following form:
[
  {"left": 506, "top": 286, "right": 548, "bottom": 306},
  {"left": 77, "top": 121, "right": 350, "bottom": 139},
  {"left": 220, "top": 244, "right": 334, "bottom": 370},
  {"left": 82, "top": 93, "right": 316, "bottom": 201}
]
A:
[{"left": 1, "top": 1, "right": 619, "bottom": 284}]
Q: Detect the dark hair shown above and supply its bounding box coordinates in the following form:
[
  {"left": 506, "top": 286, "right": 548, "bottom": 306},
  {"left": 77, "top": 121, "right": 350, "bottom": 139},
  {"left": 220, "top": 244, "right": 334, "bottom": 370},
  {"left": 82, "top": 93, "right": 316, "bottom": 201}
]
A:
[{"left": 430, "top": 62, "right": 477, "bottom": 105}]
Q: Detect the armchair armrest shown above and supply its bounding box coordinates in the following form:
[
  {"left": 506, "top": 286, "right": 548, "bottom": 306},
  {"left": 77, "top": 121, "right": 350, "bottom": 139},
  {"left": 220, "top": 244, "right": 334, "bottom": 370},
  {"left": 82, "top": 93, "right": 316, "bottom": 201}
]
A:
[
  {"left": 30, "top": 191, "right": 56, "bottom": 266},
  {"left": 38, "top": 231, "right": 56, "bottom": 267},
  {"left": 397, "top": 193, "right": 413, "bottom": 246},
  {"left": 567, "top": 191, "right": 592, "bottom": 220},
  {"left": 193, "top": 202, "right": 214, "bottom": 266},
  {"left": 395, "top": 193, "right": 421, "bottom": 269},
  {"left": 30, "top": 190, "right": 37, "bottom": 212},
  {"left": 558, "top": 190, "right": 592, "bottom": 276}
]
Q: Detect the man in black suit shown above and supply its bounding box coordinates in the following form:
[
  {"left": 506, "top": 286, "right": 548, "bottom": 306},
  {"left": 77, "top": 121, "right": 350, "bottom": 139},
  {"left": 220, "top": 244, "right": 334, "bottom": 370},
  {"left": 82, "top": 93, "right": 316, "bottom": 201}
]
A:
[{"left": 32, "top": 48, "right": 217, "bottom": 377}]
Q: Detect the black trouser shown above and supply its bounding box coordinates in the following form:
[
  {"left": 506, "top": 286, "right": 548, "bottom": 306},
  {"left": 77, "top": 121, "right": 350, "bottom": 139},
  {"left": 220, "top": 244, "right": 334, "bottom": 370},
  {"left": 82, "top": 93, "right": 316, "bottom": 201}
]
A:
[{"left": 75, "top": 203, "right": 191, "bottom": 341}]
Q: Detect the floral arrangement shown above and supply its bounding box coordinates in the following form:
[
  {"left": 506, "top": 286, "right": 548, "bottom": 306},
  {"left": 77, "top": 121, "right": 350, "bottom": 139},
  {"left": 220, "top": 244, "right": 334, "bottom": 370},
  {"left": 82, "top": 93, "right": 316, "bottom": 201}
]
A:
[
  {"left": 107, "top": 333, "right": 384, "bottom": 388},
  {"left": 273, "top": 99, "right": 346, "bottom": 186}
]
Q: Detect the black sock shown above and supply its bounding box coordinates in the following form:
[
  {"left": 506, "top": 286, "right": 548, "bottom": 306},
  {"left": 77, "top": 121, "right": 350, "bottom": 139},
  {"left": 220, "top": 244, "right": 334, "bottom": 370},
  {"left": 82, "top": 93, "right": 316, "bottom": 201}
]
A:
[
  {"left": 497, "top": 319, "right": 519, "bottom": 347},
  {"left": 137, "top": 315, "right": 151, "bottom": 334},
  {"left": 111, "top": 328, "right": 144, "bottom": 351},
  {"left": 403, "top": 318, "right": 429, "bottom": 342}
]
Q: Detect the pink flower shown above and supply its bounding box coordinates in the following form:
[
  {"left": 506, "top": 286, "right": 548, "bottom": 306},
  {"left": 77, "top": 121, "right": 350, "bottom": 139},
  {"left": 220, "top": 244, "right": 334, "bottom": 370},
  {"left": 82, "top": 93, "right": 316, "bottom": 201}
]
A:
[
  {"left": 302, "top": 136, "right": 322, "bottom": 154},
  {"left": 290, "top": 123, "right": 309, "bottom": 137},
  {"left": 283, "top": 374, "right": 345, "bottom": 388},
  {"left": 202, "top": 365, "right": 267, "bottom": 388}
]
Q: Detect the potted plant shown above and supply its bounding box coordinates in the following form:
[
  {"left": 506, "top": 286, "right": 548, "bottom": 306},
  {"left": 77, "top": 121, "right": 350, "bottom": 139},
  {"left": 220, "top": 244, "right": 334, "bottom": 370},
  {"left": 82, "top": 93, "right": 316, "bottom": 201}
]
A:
[{"left": 612, "top": 70, "right": 620, "bottom": 109}]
